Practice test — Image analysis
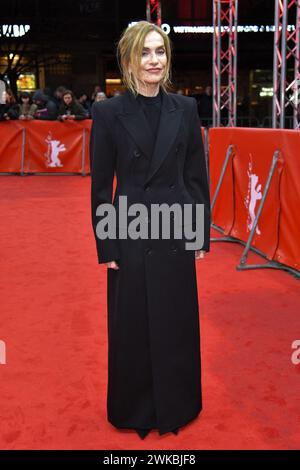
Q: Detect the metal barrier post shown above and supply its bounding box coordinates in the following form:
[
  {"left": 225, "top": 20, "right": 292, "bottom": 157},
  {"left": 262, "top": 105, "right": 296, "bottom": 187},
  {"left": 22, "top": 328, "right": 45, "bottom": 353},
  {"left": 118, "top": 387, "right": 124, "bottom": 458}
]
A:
[
  {"left": 20, "top": 127, "right": 26, "bottom": 176},
  {"left": 211, "top": 144, "right": 235, "bottom": 210},
  {"left": 81, "top": 127, "right": 86, "bottom": 176}
]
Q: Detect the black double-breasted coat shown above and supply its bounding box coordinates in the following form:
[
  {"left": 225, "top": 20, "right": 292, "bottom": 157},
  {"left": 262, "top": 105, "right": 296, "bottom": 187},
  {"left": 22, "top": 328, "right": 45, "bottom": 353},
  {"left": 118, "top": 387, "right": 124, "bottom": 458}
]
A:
[{"left": 90, "top": 88, "right": 211, "bottom": 435}]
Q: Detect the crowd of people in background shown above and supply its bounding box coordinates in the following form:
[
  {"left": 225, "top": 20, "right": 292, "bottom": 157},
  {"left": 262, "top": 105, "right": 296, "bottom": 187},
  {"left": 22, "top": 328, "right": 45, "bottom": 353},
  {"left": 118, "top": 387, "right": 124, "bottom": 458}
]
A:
[
  {"left": 0, "top": 83, "right": 213, "bottom": 125},
  {"left": 0, "top": 85, "right": 113, "bottom": 122}
]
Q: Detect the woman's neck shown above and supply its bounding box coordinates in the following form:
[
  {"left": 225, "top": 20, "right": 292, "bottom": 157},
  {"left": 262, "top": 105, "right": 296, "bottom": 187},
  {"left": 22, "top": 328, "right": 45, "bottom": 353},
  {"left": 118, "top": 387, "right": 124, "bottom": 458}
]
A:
[{"left": 136, "top": 83, "right": 160, "bottom": 97}]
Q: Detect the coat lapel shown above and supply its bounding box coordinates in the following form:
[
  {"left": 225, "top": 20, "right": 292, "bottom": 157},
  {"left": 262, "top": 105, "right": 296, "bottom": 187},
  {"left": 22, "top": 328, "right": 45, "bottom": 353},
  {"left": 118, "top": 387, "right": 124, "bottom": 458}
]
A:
[
  {"left": 117, "top": 89, "right": 183, "bottom": 185},
  {"left": 116, "top": 90, "right": 153, "bottom": 160},
  {"left": 145, "top": 90, "right": 183, "bottom": 185}
]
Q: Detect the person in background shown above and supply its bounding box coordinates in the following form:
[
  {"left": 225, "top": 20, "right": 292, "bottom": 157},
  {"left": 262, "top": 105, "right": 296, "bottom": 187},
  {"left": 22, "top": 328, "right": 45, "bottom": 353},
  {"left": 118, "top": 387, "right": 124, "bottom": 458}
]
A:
[
  {"left": 57, "top": 90, "right": 87, "bottom": 121},
  {"left": 91, "top": 85, "right": 102, "bottom": 103},
  {"left": 18, "top": 92, "right": 37, "bottom": 120},
  {"left": 78, "top": 92, "right": 92, "bottom": 117},
  {"left": 0, "top": 89, "right": 19, "bottom": 121},
  {"left": 198, "top": 85, "right": 213, "bottom": 127},
  {"left": 33, "top": 89, "right": 58, "bottom": 120},
  {"left": 94, "top": 91, "right": 107, "bottom": 103},
  {"left": 52, "top": 86, "right": 67, "bottom": 110}
]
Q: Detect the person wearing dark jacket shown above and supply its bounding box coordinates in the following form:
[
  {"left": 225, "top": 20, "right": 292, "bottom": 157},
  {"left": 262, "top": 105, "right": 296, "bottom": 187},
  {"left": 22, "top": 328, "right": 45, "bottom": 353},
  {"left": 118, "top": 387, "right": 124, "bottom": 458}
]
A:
[
  {"left": 0, "top": 89, "right": 19, "bottom": 120},
  {"left": 198, "top": 86, "right": 213, "bottom": 127},
  {"left": 33, "top": 89, "right": 58, "bottom": 120},
  {"left": 57, "top": 90, "right": 87, "bottom": 121}
]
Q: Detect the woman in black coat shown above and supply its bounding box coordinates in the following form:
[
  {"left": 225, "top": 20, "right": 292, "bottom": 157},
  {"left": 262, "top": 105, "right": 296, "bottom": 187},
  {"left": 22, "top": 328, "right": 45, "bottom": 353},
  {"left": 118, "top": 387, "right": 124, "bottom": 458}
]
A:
[{"left": 90, "top": 21, "right": 211, "bottom": 440}]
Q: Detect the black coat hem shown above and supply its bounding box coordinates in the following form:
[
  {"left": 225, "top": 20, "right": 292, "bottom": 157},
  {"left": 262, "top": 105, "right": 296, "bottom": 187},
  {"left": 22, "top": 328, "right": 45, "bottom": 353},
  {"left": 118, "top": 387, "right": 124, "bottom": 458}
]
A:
[{"left": 107, "top": 408, "right": 202, "bottom": 435}]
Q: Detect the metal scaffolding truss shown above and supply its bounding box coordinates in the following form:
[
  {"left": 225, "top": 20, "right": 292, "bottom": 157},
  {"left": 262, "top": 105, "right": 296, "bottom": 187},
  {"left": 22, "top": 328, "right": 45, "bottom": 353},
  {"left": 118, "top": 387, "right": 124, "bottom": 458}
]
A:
[
  {"left": 213, "top": 0, "right": 238, "bottom": 127},
  {"left": 272, "top": 0, "right": 300, "bottom": 129},
  {"left": 146, "top": 0, "right": 162, "bottom": 26}
]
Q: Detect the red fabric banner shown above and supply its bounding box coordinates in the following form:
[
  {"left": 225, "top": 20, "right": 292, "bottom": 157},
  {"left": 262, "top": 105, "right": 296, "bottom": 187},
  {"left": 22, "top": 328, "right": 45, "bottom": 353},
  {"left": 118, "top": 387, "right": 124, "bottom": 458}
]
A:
[
  {"left": 209, "top": 127, "right": 299, "bottom": 270},
  {"left": 0, "top": 120, "right": 92, "bottom": 174}
]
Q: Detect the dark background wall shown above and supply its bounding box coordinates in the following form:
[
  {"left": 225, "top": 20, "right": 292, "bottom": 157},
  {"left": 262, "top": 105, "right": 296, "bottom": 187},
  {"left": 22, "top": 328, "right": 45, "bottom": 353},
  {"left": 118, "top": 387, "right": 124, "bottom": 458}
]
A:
[{"left": 0, "top": 0, "right": 276, "bottom": 120}]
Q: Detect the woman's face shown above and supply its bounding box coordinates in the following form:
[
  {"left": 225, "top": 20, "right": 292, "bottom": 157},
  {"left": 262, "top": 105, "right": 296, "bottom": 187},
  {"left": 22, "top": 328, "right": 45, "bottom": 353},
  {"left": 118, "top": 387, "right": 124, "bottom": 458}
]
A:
[{"left": 134, "top": 30, "right": 167, "bottom": 87}]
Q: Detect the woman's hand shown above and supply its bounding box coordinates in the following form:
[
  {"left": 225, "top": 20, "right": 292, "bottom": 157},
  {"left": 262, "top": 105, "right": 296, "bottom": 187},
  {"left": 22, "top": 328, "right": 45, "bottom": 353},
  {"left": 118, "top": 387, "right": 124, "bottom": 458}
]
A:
[
  {"left": 195, "top": 250, "right": 205, "bottom": 260},
  {"left": 106, "top": 261, "right": 120, "bottom": 270}
]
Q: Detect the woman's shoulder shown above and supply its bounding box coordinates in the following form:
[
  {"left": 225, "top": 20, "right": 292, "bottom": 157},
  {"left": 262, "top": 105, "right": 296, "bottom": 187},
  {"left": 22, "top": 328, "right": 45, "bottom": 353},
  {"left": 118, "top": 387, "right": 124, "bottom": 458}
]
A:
[{"left": 166, "top": 92, "right": 197, "bottom": 110}]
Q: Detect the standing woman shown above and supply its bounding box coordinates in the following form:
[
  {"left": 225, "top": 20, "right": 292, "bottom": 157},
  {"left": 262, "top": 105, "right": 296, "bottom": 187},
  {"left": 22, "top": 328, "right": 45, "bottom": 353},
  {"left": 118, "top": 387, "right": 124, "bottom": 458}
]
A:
[{"left": 90, "top": 21, "right": 211, "bottom": 439}]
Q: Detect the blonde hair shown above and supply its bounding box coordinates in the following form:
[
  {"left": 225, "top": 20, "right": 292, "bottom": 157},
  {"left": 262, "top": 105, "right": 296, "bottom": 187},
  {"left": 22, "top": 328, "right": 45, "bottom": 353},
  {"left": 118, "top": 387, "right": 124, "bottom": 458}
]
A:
[{"left": 117, "top": 21, "right": 172, "bottom": 95}]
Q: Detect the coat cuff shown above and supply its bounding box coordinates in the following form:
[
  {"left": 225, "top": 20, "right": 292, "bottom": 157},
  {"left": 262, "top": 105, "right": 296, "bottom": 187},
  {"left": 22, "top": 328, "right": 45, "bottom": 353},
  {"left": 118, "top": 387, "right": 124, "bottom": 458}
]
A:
[{"left": 95, "top": 239, "right": 120, "bottom": 264}]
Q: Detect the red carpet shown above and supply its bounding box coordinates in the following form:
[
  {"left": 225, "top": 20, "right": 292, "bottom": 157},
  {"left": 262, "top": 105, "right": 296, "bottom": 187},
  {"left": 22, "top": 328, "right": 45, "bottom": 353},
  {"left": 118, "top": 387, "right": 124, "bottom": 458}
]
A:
[{"left": 0, "top": 175, "right": 299, "bottom": 450}]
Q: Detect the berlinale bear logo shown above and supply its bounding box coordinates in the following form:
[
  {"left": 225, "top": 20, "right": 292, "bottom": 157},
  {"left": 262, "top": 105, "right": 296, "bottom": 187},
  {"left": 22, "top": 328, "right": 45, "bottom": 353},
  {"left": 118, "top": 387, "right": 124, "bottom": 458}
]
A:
[
  {"left": 244, "top": 159, "right": 262, "bottom": 235},
  {"left": 45, "top": 132, "right": 66, "bottom": 168}
]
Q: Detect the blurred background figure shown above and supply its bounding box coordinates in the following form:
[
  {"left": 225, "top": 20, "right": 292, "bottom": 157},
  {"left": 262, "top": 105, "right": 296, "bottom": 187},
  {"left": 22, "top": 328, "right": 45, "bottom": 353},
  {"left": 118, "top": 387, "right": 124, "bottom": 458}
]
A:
[
  {"left": 0, "top": 89, "right": 19, "bottom": 121},
  {"left": 91, "top": 85, "right": 102, "bottom": 103},
  {"left": 33, "top": 89, "right": 58, "bottom": 120},
  {"left": 78, "top": 92, "right": 91, "bottom": 117},
  {"left": 18, "top": 92, "right": 37, "bottom": 120},
  {"left": 52, "top": 86, "right": 67, "bottom": 110},
  {"left": 57, "top": 90, "right": 87, "bottom": 121},
  {"left": 94, "top": 91, "right": 107, "bottom": 103},
  {"left": 198, "top": 85, "right": 213, "bottom": 127}
]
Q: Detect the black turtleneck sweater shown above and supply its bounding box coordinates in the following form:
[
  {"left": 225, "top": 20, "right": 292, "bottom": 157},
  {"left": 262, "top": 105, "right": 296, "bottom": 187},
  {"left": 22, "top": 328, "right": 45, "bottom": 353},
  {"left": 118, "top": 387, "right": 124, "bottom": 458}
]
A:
[{"left": 137, "top": 90, "right": 162, "bottom": 157}]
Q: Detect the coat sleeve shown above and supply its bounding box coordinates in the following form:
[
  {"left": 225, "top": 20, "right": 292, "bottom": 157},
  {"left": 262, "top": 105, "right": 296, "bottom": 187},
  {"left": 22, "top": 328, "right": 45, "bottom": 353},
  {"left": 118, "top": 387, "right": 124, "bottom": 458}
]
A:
[
  {"left": 73, "top": 102, "right": 87, "bottom": 120},
  {"left": 90, "top": 103, "right": 120, "bottom": 264},
  {"left": 183, "top": 98, "right": 211, "bottom": 252}
]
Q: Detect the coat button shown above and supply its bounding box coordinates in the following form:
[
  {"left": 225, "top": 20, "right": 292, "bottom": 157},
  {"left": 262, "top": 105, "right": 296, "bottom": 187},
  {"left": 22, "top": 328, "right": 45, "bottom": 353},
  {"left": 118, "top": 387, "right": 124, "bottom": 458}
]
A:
[
  {"left": 133, "top": 149, "right": 141, "bottom": 158},
  {"left": 146, "top": 247, "right": 152, "bottom": 255},
  {"left": 144, "top": 185, "right": 150, "bottom": 191},
  {"left": 171, "top": 245, "right": 178, "bottom": 253},
  {"left": 169, "top": 184, "right": 175, "bottom": 189}
]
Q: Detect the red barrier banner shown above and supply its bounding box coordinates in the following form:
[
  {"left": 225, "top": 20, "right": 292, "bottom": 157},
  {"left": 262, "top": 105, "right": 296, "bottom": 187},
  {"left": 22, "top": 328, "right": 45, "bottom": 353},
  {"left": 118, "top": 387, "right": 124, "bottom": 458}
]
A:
[
  {"left": 274, "top": 130, "right": 300, "bottom": 270},
  {"left": 209, "top": 128, "right": 300, "bottom": 271},
  {"left": 0, "top": 122, "right": 24, "bottom": 173},
  {"left": 24, "top": 121, "right": 90, "bottom": 173},
  {"left": 0, "top": 120, "right": 92, "bottom": 174}
]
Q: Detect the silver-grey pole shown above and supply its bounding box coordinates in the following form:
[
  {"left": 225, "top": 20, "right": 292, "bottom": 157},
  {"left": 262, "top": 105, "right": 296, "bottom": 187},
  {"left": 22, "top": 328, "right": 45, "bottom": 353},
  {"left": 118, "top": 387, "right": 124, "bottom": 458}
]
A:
[
  {"left": 20, "top": 127, "right": 26, "bottom": 176},
  {"left": 272, "top": 0, "right": 280, "bottom": 128},
  {"left": 294, "top": 1, "right": 300, "bottom": 129},
  {"left": 81, "top": 128, "right": 86, "bottom": 176},
  {"left": 233, "top": 0, "right": 238, "bottom": 127},
  {"left": 213, "top": 0, "right": 217, "bottom": 128},
  {"left": 280, "top": 0, "right": 288, "bottom": 128},
  {"left": 217, "top": 0, "right": 221, "bottom": 127}
]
